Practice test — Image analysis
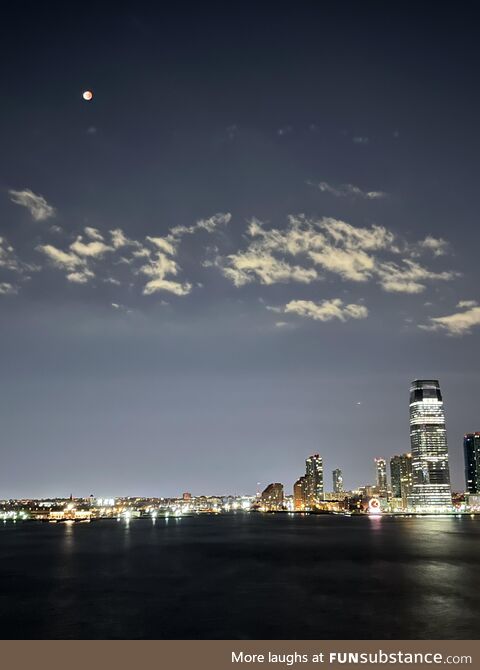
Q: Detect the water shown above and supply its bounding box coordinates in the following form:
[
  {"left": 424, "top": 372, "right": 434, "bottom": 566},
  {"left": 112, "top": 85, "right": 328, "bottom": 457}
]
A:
[{"left": 0, "top": 513, "right": 479, "bottom": 639}]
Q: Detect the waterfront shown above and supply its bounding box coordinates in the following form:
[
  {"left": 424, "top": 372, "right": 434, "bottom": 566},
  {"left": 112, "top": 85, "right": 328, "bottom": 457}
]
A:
[{"left": 0, "top": 513, "right": 479, "bottom": 639}]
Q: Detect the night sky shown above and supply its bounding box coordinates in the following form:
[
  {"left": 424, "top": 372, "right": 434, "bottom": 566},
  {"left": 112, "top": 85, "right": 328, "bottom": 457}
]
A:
[{"left": 1, "top": 1, "right": 479, "bottom": 498}]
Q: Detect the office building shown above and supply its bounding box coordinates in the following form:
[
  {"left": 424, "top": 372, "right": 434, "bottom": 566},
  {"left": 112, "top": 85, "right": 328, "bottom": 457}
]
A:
[
  {"left": 374, "top": 458, "right": 388, "bottom": 496},
  {"left": 409, "top": 379, "right": 452, "bottom": 511},
  {"left": 332, "top": 468, "right": 344, "bottom": 494},
  {"left": 305, "top": 454, "right": 324, "bottom": 507},
  {"left": 390, "top": 453, "right": 413, "bottom": 509},
  {"left": 464, "top": 433, "right": 480, "bottom": 494}
]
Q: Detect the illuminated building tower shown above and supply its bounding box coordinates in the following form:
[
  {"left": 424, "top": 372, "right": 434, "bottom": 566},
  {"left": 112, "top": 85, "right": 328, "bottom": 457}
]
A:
[
  {"left": 374, "top": 458, "right": 387, "bottom": 496},
  {"left": 409, "top": 379, "right": 452, "bottom": 510},
  {"left": 293, "top": 476, "right": 307, "bottom": 510},
  {"left": 390, "top": 456, "right": 402, "bottom": 498},
  {"left": 261, "top": 483, "right": 284, "bottom": 511},
  {"left": 332, "top": 468, "right": 344, "bottom": 494},
  {"left": 305, "top": 454, "right": 324, "bottom": 507},
  {"left": 390, "top": 453, "right": 413, "bottom": 509},
  {"left": 464, "top": 433, "right": 480, "bottom": 494}
]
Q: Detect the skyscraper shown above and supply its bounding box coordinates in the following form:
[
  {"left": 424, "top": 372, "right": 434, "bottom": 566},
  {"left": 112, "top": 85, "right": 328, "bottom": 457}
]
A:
[
  {"left": 464, "top": 433, "right": 480, "bottom": 494},
  {"left": 305, "top": 454, "right": 324, "bottom": 507},
  {"left": 409, "top": 379, "right": 452, "bottom": 511},
  {"left": 332, "top": 468, "right": 344, "bottom": 494},
  {"left": 390, "top": 453, "right": 413, "bottom": 509},
  {"left": 374, "top": 458, "right": 387, "bottom": 496}
]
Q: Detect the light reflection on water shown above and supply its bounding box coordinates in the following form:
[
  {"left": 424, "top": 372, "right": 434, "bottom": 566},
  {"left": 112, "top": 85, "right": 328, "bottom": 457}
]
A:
[{"left": 0, "top": 514, "right": 479, "bottom": 639}]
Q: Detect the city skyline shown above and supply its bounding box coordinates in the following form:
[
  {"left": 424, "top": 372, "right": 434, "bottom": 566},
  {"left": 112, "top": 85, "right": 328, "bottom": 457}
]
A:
[
  {"left": 2, "top": 3, "right": 480, "bottom": 498},
  {"left": 0, "top": 375, "right": 478, "bottom": 499}
]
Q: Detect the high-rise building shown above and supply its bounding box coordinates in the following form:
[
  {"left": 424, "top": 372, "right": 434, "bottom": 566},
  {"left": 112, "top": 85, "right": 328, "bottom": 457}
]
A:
[
  {"left": 305, "top": 454, "right": 324, "bottom": 507},
  {"left": 390, "top": 456, "right": 402, "bottom": 498},
  {"left": 293, "top": 476, "right": 308, "bottom": 510},
  {"left": 374, "top": 458, "right": 387, "bottom": 496},
  {"left": 409, "top": 379, "right": 452, "bottom": 511},
  {"left": 261, "top": 483, "right": 284, "bottom": 510},
  {"left": 390, "top": 453, "right": 413, "bottom": 509},
  {"left": 464, "top": 433, "right": 480, "bottom": 494},
  {"left": 332, "top": 468, "right": 344, "bottom": 494}
]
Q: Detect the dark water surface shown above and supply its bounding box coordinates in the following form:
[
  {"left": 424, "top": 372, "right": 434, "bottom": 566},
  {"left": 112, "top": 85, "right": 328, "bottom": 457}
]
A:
[{"left": 1, "top": 513, "right": 479, "bottom": 639}]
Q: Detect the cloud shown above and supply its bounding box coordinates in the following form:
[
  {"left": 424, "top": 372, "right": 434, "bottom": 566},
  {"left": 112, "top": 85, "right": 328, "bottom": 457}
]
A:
[
  {"left": 66, "top": 270, "right": 95, "bottom": 284},
  {"left": 142, "top": 278, "right": 192, "bottom": 296},
  {"left": 221, "top": 251, "right": 318, "bottom": 287},
  {"left": 313, "top": 181, "right": 386, "bottom": 199},
  {"left": 109, "top": 228, "right": 141, "bottom": 250},
  {"left": 84, "top": 227, "right": 104, "bottom": 241},
  {"left": 216, "top": 216, "right": 458, "bottom": 295},
  {"left": 146, "top": 237, "right": 176, "bottom": 255},
  {"left": 457, "top": 300, "right": 477, "bottom": 309},
  {"left": 9, "top": 188, "right": 56, "bottom": 221},
  {"left": 33, "top": 213, "right": 229, "bottom": 296},
  {"left": 138, "top": 252, "right": 192, "bottom": 296},
  {"left": 416, "top": 235, "right": 449, "bottom": 257},
  {"left": 352, "top": 136, "right": 369, "bottom": 145},
  {"left": 0, "top": 237, "right": 22, "bottom": 273},
  {"left": 70, "top": 236, "right": 113, "bottom": 258},
  {"left": 283, "top": 299, "right": 368, "bottom": 322},
  {"left": 111, "top": 302, "right": 132, "bottom": 313},
  {"left": 420, "top": 301, "right": 480, "bottom": 336},
  {"left": 169, "top": 213, "right": 232, "bottom": 239},
  {"left": 37, "top": 244, "right": 84, "bottom": 271},
  {"left": 376, "top": 260, "right": 458, "bottom": 294},
  {"left": 0, "top": 282, "right": 18, "bottom": 295}
]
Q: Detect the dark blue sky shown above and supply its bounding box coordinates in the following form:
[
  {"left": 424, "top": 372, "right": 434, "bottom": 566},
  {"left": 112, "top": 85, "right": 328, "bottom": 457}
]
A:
[{"left": 1, "top": 1, "right": 479, "bottom": 498}]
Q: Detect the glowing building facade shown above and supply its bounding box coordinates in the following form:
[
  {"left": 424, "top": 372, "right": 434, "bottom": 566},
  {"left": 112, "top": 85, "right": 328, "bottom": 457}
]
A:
[
  {"left": 293, "top": 476, "right": 307, "bottom": 510},
  {"left": 261, "top": 483, "right": 284, "bottom": 510},
  {"left": 390, "top": 453, "right": 413, "bottom": 510},
  {"left": 409, "top": 379, "right": 452, "bottom": 511},
  {"left": 332, "top": 468, "right": 344, "bottom": 494},
  {"left": 305, "top": 454, "right": 324, "bottom": 507},
  {"left": 374, "top": 458, "right": 388, "bottom": 496}
]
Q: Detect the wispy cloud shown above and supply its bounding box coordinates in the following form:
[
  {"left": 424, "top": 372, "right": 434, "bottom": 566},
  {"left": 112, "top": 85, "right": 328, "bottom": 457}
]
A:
[
  {"left": 376, "top": 259, "right": 458, "bottom": 294},
  {"left": 420, "top": 300, "right": 480, "bottom": 336},
  {"left": 216, "top": 216, "right": 456, "bottom": 295},
  {"left": 169, "top": 213, "right": 231, "bottom": 240},
  {"left": 282, "top": 299, "right": 368, "bottom": 322},
  {"left": 9, "top": 188, "right": 56, "bottom": 221},
  {"left": 137, "top": 251, "right": 192, "bottom": 296},
  {"left": 220, "top": 251, "right": 318, "bottom": 287},
  {"left": 0, "top": 237, "right": 22, "bottom": 273},
  {"left": 30, "top": 214, "right": 231, "bottom": 297},
  {"left": 312, "top": 181, "right": 386, "bottom": 199},
  {"left": 415, "top": 235, "right": 449, "bottom": 257},
  {"left": 352, "top": 136, "right": 369, "bottom": 145},
  {"left": 70, "top": 235, "right": 113, "bottom": 258},
  {"left": 0, "top": 282, "right": 18, "bottom": 295}
]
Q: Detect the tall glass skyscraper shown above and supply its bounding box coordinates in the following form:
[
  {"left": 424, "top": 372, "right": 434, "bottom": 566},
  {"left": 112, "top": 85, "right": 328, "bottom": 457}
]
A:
[
  {"left": 409, "top": 379, "right": 452, "bottom": 511},
  {"left": 332, "top": 468, "right": 344, "bottom": 494},
  {"left": 374, "top": 458, "right": 387, "bottom": 496},
  {"left": 305, "top": 454, "right": 324, "bottom": 507},
  {"left": 464, "top": 433, "right": 480, "bottom": 494},
  {"left": 390, "top": 453, "right": 413, "bottom": 509}
]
